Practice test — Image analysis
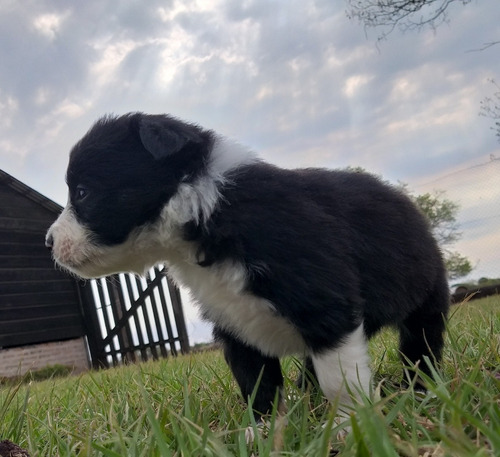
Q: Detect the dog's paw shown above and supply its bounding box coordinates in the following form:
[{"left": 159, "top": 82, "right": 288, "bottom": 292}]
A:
[
  {"left": 245, "top": 414, "right": 288, "bottom": 451},
  {"left": 245, "top": 420, "right": 267, "bottom": 445},
  {"left": 244, "top": 425, "right": 257, "bottom": 445},
  {"left": 321, "top": 413, "right": 352, "bottom": 442},
  {"left": 334, "top": 423, "right": 352, "bottom": 442}
]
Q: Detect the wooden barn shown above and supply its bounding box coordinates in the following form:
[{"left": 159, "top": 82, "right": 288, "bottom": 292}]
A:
[
  {"left": 0, "top": 169, "right": 91, "bottom": 376},
  {"left": 0, "top": 169, "right": 189, "bottom": 378}
]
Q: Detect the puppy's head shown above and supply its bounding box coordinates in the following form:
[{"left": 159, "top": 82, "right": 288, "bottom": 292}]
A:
[{"left": 46, "top": 113, "right": 213, "bottom": 278}]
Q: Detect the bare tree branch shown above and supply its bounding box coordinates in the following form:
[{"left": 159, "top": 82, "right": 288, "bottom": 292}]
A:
[
  {"left": 480, "top": 80, "right": 500, "bottom": 143},
  {"left": 346, "top": 1, "right": 500, "bottom": 144},
  {"left": 467, "top": 40, "right": 500, "bottom": 53},
  {"left": 346, "top": 0, "right": 472, "bottom": 40}
]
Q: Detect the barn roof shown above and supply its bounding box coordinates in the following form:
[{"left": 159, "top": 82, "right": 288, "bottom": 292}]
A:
[{"left": 0, "top": 169, "right": 62, "bottom": 214}]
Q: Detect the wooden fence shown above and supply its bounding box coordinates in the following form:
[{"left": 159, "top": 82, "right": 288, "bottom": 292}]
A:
[{"left": 80, "top": 266, "right": 190, "bottom": 368}]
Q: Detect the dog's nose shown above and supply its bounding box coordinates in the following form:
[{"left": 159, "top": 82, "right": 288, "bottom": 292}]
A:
[{"left": 45, "top": 233, "right": 54, "bottom": 249}]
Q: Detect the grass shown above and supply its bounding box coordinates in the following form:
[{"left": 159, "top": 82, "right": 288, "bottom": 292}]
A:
[{"left": 1, "top": 295, "right": 499, "bottom": 456}]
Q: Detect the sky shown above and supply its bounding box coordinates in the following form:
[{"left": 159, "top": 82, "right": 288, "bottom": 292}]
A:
[{"left": 1, "top": 0, "right": 499, "bottom": 343}]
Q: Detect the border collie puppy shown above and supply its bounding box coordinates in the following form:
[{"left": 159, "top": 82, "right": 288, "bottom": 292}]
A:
[{"left": 46, "top": 113, "right": 449, "bottom": 422}]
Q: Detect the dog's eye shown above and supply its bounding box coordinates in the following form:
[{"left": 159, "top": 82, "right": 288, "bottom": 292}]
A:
[{"left": 75, "top": 186, "right": 88, "bottom": 201}]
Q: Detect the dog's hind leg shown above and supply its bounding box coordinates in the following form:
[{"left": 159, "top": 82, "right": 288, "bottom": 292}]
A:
[
  {"left": 398, "top": 273, "right": 449, "bottom": 388},
  {"left": 398, "top": 310, "right": 448, "bottom": 388}
]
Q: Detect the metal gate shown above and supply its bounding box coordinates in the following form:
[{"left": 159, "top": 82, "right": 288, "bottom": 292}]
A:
[{"left": 78, "top": 265, "right": 190, "bottom": 368}]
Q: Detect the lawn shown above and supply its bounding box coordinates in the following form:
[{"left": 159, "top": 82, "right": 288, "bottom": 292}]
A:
[{"left": 1, "top": 295, "right": 499, "bottom": 456}]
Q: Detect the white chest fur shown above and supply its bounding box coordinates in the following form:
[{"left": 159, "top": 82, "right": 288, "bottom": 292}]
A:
[
  {"left": 167, "top": 258, "right": 307, "bottom": 357},
  {"left": 149, "top": 136, "right": 307, "bottom": 357}
]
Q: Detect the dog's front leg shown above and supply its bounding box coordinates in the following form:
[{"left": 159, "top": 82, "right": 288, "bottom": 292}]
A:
[{"left": 213, "top": 327, "right": 286, "bottom": 449}]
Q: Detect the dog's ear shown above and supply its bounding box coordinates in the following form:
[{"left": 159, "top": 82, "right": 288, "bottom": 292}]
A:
[{"left": 138, "top": 116, "right": 202, "bottom": 160}]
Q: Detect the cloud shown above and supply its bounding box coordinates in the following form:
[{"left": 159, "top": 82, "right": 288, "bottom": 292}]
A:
[
  {"left": 1, "top": 1, "right": 498, "bottom": 180},
  {"left": 32, "top": 11, "right": 68, "bottom": 40},
  {"left": 0, "top": 0, "right": 499, "bottom": 335}
]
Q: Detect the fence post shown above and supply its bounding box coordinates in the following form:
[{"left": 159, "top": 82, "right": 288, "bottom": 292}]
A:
[
  {"left": 167, "top": 279, "right": 190, "bottom": 354},
  {"left": 77, "top": 281, "right": 108, "bottom": 368}
]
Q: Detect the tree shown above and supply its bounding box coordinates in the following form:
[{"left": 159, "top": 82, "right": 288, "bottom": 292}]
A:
[
  {"left": 344, "top": 1, "right": 489, "bottom": 280},
  {"left": 346, "top": 0, "right": 473, "bottom": 40},
  {"left": 410, "top": 191, "right": 473, "bottom": 279},
  {"left": 346, "top": 1, "right": 500, "bottom": 142},
  {"left": 480, "top": 79, "right": 500, "bottom": 143}
]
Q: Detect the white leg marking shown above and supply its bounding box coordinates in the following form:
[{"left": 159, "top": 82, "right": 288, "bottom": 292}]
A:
[{"left": 311, "top": 324, "right": 371, "bottom": 409}]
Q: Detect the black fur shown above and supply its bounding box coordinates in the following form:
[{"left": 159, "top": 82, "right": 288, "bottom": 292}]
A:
[
  {"left": 214, "top": 327, "right": 284, "bottom": 415},
  {"left": 187, "top": 163, "right": 448, "bottom": 354},
  {"left": 48, "top": 113, "right": 450, "bottom": 419},
  {"left": 66, "top": 113, "right": 214, "bottom": 245},
  {"left": 189, "top": 162, "right": 449, "bottom": 408}
]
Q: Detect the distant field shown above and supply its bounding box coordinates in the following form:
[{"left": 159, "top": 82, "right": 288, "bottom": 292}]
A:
[{"left": 1, "top": 295, "right": 499, "bottom": 456}]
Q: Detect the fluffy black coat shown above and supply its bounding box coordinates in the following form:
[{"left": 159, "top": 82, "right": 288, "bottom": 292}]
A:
[{"left": 46, "top": 113, "right": 450, "bottom": 418}]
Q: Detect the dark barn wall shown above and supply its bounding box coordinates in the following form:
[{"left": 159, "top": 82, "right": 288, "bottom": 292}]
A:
[{"left": 0, "top": 170, "right": 86, "bottom": 348}]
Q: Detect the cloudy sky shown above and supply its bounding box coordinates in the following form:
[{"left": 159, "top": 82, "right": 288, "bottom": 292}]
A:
[{"left": 1, "top": 1, "right": 499, "bottom": 342}]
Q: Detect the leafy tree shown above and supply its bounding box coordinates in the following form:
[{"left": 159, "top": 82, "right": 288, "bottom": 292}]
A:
[
  {"left": 411, "top": 191, "right": 472, "bottom": 279},
  {"left": 444, "top": 251, "right": 473, "bottom": 280},
  {"left": 412, "top": 191, "right": 460, "bottom": 246}
]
